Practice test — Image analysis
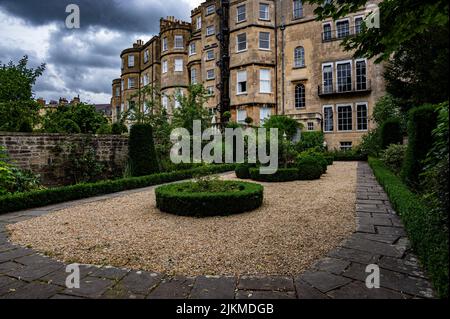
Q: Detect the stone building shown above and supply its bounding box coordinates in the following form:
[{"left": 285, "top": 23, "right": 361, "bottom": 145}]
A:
[{"left": 111, "top": 0, "right": 384, "bottom": 150}]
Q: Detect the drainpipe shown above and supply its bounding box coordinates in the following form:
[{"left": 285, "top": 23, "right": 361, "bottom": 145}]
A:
[
  {"left": 281, "top": 19, "right": 286, "bottom": 115},
  {"left": 274, "top": 0, "right": 279, "bottom": 115}
]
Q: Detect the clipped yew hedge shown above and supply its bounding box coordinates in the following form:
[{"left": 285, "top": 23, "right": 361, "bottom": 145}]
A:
[
  {"left": 155, "top": 181, "right": 264, "bottom": 217},
  {"left": 249, "top": 168, "right": 299, "bottom": 183},
  {"left": 0, "top": 164, "right": 236, "bottom": 215}
]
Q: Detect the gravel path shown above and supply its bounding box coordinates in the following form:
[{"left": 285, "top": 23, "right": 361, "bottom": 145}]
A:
[{"left": 7, "top": 162, "right": 357, "bottom": 277}]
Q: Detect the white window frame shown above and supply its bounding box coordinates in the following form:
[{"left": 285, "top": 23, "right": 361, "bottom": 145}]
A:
[
  {"left": 307, "top": 122, "right": 314, "bottom": 131},
  {"left": 236, "top": 33, "right": 247, "bottom": 52},
  {"left": 189, "top": 42, "right": 196, "bottom": 56},
  {"left": 196, "top": 16, "right": 202, "bottom": 30},
  {"left": 115, "top": 87, "right": 120, "bottom": 97},
  {"left": 144, "top": 50, "right": 149, "bottom": 63},
  {"left": 322, "top": 62, "right": 334, "bottom": 94},
  {"left": 259, "top": 3, "right": 270, "bottom": 21},
  {"left": 206, "top": 5, "right": 215, "bottom": 16},
  {"left": 237, "top": 109, "right": 247, "bottom": 124},
  {"left": 174, "top": 90, "right": 183, "bottom": 109},
  {"left": 322, "top": 22, "right": 332, "bottom": 41},
  {"left": 128, "top": 55, "right": 135, "bottom": 67},
  {"left": 206, "top": 69, "right": 215, "bottom": 80},
  {"left": 354, "top": 15, "right": 364, "bottom": 34},
  {"left": 260, "top": 107, "right": 271, "bottom": 125},
  {"left": 259, "top": 69, "right": 271, "bottom": 93},
  {"left": 206, "top": 25, "right": 215, "bottom": 36},
  {"left": 237, "top": 4, "right": 246, "bottom": 23},
  {"left": 355, "top": 58, "right": 368, "bottom": 91},
  {"left": 206, "top": 86, "right": 215, "bottom": 96},
  {"left": 162, "top": 95, "right": 169, "bottom": 109},
  {"left": 162, "top": 37, "right": 168, "bottom": 52},
  {"left": 128, "top": 78, "right": 136, "bottom": 89},
  {"left": 174, "top": 59, "right": 183, "bottom": 72},
  {"left": 143, "top": 74, "right": 149, "bottom": 86},
  {"left": 162, "top": 60, "right": 168, "bottom": 74},
  {"left": 190, "top": 68, "right": 197, "bottom": 84},
  {"left": 356, "top": 102, "right": 369, "bottom": 131},
  {"left": 294, "top": 46, "right": 305, "bottom": 68},
  {"left": 206, "top": 49, "right": 215, "bottom": 61},
  {"left": 237, "top": 70, "right": 248, "bottom": 95},
  {"left": 293, "top": 0, "right": 303, "bottom": 19},
  {"left": 335, "top": 18, "right": 351, "bottom": 38},
  {"left": 337, "top": 104, "right": 353, "bottom": 132},
  {"left": 121, "top": 80, "right": 124, "bottom": 91},
  {"left": 335, "top": 60, "right": 353, "bottom": 92},
  {"left": 174, "top": 35, "right": 184, "bottom": 49},
  {"left": 259, "top": 32, "right": 271, "bottom": 50},
  {"left": 323, "top": 105, "right": 334, "bottom": 133}
]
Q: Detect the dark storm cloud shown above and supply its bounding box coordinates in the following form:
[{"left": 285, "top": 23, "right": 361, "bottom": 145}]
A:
[{"left": 0, "top": 0, "right": 192, "bottom": 33}]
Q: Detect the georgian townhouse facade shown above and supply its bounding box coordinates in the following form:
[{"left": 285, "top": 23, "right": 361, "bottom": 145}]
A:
[{"left": 111, "top": 0, "right": 384, "bottom": 150}]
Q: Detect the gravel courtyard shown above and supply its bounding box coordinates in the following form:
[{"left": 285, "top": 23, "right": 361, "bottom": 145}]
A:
[{"left": 7, "top": 162, "right": 357, "bottom": 277}]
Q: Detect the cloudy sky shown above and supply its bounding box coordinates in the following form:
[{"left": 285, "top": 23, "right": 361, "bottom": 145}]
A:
[{"left": 0, "top": 0, "right": 202, "bottom": 104}]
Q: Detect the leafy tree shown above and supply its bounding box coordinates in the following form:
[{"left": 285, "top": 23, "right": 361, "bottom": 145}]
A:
[
  {"left": 0, "top": 100, "right": 41, "bottom": 132},
  {"left": 263, "top": 115, "right": 301, "bottom": 140},
  {"left": 0, "top": 56, "right": 45, "bottom": 102}
]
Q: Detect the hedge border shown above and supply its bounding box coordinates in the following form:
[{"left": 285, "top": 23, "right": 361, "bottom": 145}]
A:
[
  {"left": 249, "top": 168, "right": 299, "bottom": 183},
  {"left": 368, "top": 157, "right": 448, "bottom": 298},
  {"left": 155, "top": 181, "right": 264, "bottom": 217},
  {"left": 0, "top": 164, "right": 236, "bottom": 215}
]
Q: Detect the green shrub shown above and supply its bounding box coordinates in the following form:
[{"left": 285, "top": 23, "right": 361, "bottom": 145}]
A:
[
  {"left": 296, "top": 132, "right": 325, "bottom": 152},
  {"left": 128, "top": 124, "right": 159, "bottom": 177},
  {"left": 155, "top": 180, "right": 263, "bottom": 217},
  {"left": 96, "top": 123, "right": 112, "bottom": 135},
  {"left": 369, "top": 157, "right": 448, "bottom": 298},
  {"left": 296, "top": 155, "right": 323, "bottom": 180},
  {"left": 324, "top": 155, "right": 334, "bottom": 166},
  {"left": 380, "top": 118, "right": 403, "bottom": 149},
  {"left": 401, "top": 105, "right": 438, "bottom": 189},
  {"left": 59, "top": 119, "right": 81, "bottom": 134},
  {"left": 111, "top": 122, "right": 128, "bottom": 135},
  {"left": 299, "top": 150, "right": 328, "bottom": 174},
  {"left": 381, "top": 144, "right": 407, "bottom": 174},
  {"left": 263, "top": 115, "right": 301, "bottom": 140},
  {"left": 329, "top": 150, "right": 367, "bottom": 161},
  {"left": 0, "top": 164, "right": 236, "bottom": 214},
  {"left": 235, "top": 163, "right": 253, "bottom": 179},
  {"left": 359, "top": 130, "right": 382, "bottom": 157},
  {"left": 249, "top": 168, "right": 299, "bottom": 182}
]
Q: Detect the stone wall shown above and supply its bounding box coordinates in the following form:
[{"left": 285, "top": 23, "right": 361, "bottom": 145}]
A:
[{"left": 0, "top": 132, "right": 128, "bottom": 186}]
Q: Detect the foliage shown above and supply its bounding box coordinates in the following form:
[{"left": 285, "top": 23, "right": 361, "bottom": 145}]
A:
[
  {"left": 372, "top": 94, "right": 403, "bottom": 126},
  {"left": 111, "top": 122, "right": 128, "bottom": 135},
  {"left": 296, "top": 154, "right": 323, "bottom": 180},
  {"left": 0, "top": 100, "right": 41, "bottom": 132},
  {"left": 0, "top": 56, "right": 46, "bottom": 102},
  {"left": 42, "top": 103, "right": 108, "bottom": 134},
  {"left": 155, "top": 180, "right": 263, "bottom": 217},
  {"left": 96, "top": 123, "right": 112, "bottom": 135},
  {"left": 380, "top": 118, "right": 403, "bottom": 149},
  {"left": 299, "top": 150, "right": 328, "bottom": 174},
  {"left": 304, "top": 0, "right": 449, "bottom": 62},
  {"left": 401, "top": 105, "right": 438, "bottom": 189},
  {"left": 263, "top": 115, "right": 301, "bottom": 140},
  {"left": 329, "top": 149, "right": 367, "bottom": 162},
  {"left": 172, "top": 84, "right": 212, "bottom": 134},
  {"left": 296, "top": 131, "right": 325, "bottom": 153},
  {"left": 244, "top": 117, "right": 253, "bottom": 125},
  {"left": 359, "top": 130, "right": 381, "bottom": 157},
  {"left": 0, "top": 164, "right": 237, "bottom": 214},
  {"left": 369, "top": 157, "right": 448, "bottom": 298},
  {"left": 128, "top": 123, "right": 159, "bottom": 177},
  {"left": 0, "top": 146, "right": 42, "bottom": 195},
  {"left": 64, "top": 140, "right": 106, "bottom": 184},
  {"left": 381, "top": 144, "right": 407, "bottom": 175},
  {"left": 249, "top": 168, "right": 299, "bottom": 183},
  {"left": 235, "top": 163, "right": 254, "bottom": 179}
]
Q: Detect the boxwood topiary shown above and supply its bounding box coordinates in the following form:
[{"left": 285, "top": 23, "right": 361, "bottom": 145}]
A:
[
  {"left": 380, "top": 118, "right": 403, "bottom": 149},
  {"left": 155, "top": 181, "right": 263, "bottom": 217},
  {"left": 249, "top": 168, "right": 299, "bottom": 182},
  {"left": 296, "top": 155, "right": 323, "bottom": 180},
  {"left": 235, "top": 163, "right": 257, "bottom": 179},
  {"left": 299, "top": 151, "right": 328, "bottom": 174},
  {"left": 324, "top": 155, "right": 334, "bottom": 166},
  {"left": 128, "top": 123, "right": 159, "bottom": 177}
]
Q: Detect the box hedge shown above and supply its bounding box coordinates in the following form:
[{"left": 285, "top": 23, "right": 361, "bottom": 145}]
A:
[
  {"left": 155, "top": 181, "right": 264, "bottom": 217},
  {"left": 380, "top": 118, "right": 403, "bottom": 149},
  {"left": 369, "top": 157, "right": 448, "bottom": 298},
  {"left": 401, "top": 105, "right": 438, "bottom": 189},
  {"left": 249, "top": 168, "right": 299, "bottom": 182},
  {"left": 296, "top": 155, "right": 323, "bottom": 180},
  {"left": 235, "top": 163, "right": 254, "bottom": 179},
  {"left": 128, "top": 123, "right": 159, "bottom": 177},
  {"left": 0, "top": 164, "right": 236, "bottom": 215}
]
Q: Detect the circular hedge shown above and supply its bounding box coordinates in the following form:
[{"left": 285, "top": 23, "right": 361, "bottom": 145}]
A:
[
  {"left": 249, "top": 168, "right": 299, "bottom": 182},
  {"left": 155, "top": 181, "right": 264, "bottom": 217},
  {"left": 297, "top": 155, "right": 323, "bottom": 180}
]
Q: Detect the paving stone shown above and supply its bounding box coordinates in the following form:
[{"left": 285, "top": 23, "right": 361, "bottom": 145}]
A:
[
  {"left": 50, "top": 294, "right": 86, "bottom": 299},
  {"left": 190, "top": 276, "right": 236, "bottom": 299},
  {"left": 299, "top": 271, "right": 351, "bottom": 293},
  {"left": 147, "top": 276, "right": 194, "bottom": 299},
  {"left": 0, "top": 277, "right": 27, "bottom": 296},
  {"left": 378, "top": 256, "right": 426, "bottom": 279},
  {"left": 342, "top": 238, "right": 403, "bottom": 258},
  {"left": 102, "top": 289, "right": 146, "bottom": 299},
  {"left": 328, "top": 247, "right": 379, "bottom": 264},
  {"left": 327, "top": 281, "right": 409, "bottom": 299},
  {"left": 88, "top": 266, "right": 130, "bottom": 281},
  {"left": 342, "top": 262, "right": 434, "bottom": 298},
  {"left": 376, "top": 226, "right": 407, "bottom": 236},
  {"left": 356, "top": 216, "right": 393, "bottom": 227},
  {"left": 0, "top": 261, "right": 24, "bottom": 275},
  {"left": 40, "top": 266, "right": 90, "bottom": 287},
  {"left": 352, "top": 232, "right": 400, "bottom": 245},
  {"left": 235, "top": 290, "right": 296, "bottom": 299},
  {"left": 0, "top": 244, "right": 15, "bottom": 253},
  {"left": 2, "top": 282, "right": 62, "bottom": 299},
  {"left": 0, "top": 275, "right": 20, "bottom": 289},
  {"left": 356, "top": 204, "right": 388, "bottom": 214},
  {"left": 294, "top": 279, "right": 329, "bottom": 299},
  {"left": 312, "top": 257, "right": 350, "bottom": 275},
  {"left": 6, "top": 256, "right": 63, "bottom": 282},
  {"left": 115, "top": 271, "right": 162, "bottom": 296},
  {"left": 0, "top": 247, "right": 33, "bottom": 263},
  {"left": 357, "top": 199, "right": 384, "bottom": 205},
  {"left": 237, "top": 276, "right": 294, "bottom": 292},
  {"left": 62, "top": 276, "right": 115, "bottom": 298},
  {"left": 356, "top": 224, "right": 376, "bottom": 233}
]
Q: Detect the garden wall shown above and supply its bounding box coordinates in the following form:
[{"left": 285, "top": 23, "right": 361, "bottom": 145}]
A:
[{"left": 0, "top": 132, "right": 128, "bottom": 186}]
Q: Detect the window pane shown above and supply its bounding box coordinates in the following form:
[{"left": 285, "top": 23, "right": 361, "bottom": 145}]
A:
[
  {"left": 337, "top": 62, "right": 352, "bottom": 92},
  {"left": 323, "top": 24, "right": 332, "bottom": 41},
  {"left": 336, "top": 20, "right": 350, "bottom": 38},
  {"left": 237, "top": 5, "right": 246, "bottom": 22},
  {"left": 175, "top": 36, "right": 183, "bottom": 49},
  {"left": 356, "top": 60, "right": 367, "bottom": 90},
  {"left": 237, "top": 71, "right": 247, "bottom": 93},
  {"left": 237, "top": 33, "right": 247, "bottom": 51},
  {"left": 323, "top": 65, "right": 333, "bottom": 93},
  {"left": 259, "top": 32, "right": 270, "bottom": 49},
  {"left": 294, "top": 47, "right": 305, "bottom": 67},
  {"left": 357, "top": 104, "right": 368, "bottom": 130},
  {"left": 338, "top": 105, "right": 352, "bottom": 131},
  {"left": 260, "top": 69, "right": 271, "bottom": 93},
  {"left": 355, "top": 17, "right": 363, "bottom": 34},
  {"left": 295, "top": 84, "right": 306, "bottom": 109},
  {"left": 293, "top": 0, "right": 303, "bottom": 19},
  {"left": 259, "top": 4, "right": 269, "bottom": 20},
  {"left": 324, "top": 107, "right": 334, "bottom": 132}
]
